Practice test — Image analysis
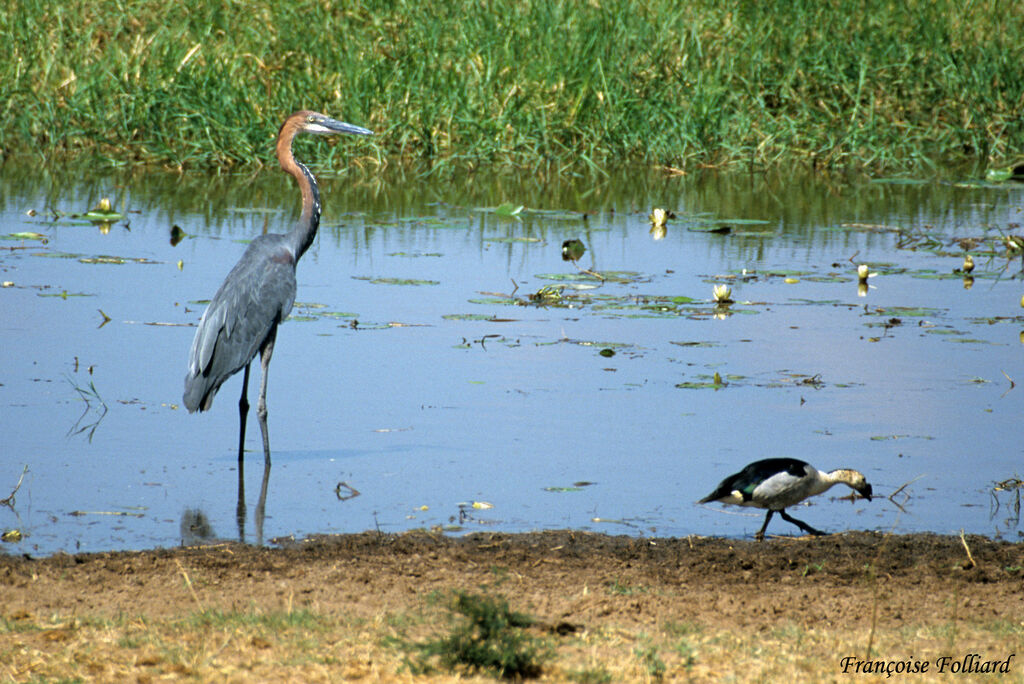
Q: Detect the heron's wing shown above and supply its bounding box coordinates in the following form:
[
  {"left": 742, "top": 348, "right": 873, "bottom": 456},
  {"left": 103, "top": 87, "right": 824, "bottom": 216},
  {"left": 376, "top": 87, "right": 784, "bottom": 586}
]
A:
[{"left": 184, "top": 237, "right": 297, "bottom": 411}]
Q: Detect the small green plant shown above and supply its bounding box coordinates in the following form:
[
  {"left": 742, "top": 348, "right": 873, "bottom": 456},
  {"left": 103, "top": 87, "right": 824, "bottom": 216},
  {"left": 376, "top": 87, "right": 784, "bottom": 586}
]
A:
[
  {"left": 802, "top": 561, "right": 826, "bottom": 577},
  {"left": 635, "top": 644, "right": 666, "bottom": 681},
  {"left": 404, "top": 590, "right": 551, "bottom": 679}
]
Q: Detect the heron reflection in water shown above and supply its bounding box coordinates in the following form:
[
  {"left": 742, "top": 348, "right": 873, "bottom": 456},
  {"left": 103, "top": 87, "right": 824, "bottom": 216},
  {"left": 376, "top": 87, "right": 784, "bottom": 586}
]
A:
[{"left": 184, "top": 111, "right": 373, "bottom": 464}]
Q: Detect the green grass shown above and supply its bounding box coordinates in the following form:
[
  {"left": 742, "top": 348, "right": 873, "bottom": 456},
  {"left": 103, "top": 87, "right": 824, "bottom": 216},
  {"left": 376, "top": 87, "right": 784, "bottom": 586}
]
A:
[{"left": 3, "top": 0, "right": 1023, "bottom": 171}]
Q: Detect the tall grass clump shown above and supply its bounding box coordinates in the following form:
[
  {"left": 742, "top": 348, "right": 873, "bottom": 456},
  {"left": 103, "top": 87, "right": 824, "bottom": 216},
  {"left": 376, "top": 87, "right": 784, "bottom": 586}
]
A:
[{"left": 2, "top": 0, "right": 1022, "bottom": 171}]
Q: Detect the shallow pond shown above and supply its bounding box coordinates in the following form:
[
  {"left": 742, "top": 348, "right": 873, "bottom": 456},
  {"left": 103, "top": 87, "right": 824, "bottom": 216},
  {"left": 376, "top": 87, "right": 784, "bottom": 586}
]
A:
[{"left": 1, "top": 161, "right": 1022, "bottom": 556}]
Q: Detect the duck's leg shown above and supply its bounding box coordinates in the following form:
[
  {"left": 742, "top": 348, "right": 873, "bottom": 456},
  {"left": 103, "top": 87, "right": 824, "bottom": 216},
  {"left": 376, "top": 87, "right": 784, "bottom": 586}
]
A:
[
  {"left": 779, "top": 509, "right": 827, "bottom": 536},
  {"left": 754, "top": 510, "right": 775, "bottom": 541}
]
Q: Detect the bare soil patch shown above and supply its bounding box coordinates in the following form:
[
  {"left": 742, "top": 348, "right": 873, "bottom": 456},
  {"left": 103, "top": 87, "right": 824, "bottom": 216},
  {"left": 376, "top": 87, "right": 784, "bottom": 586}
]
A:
[{"left": 1, "top": 531, "right": 1022, "bottom": 681}]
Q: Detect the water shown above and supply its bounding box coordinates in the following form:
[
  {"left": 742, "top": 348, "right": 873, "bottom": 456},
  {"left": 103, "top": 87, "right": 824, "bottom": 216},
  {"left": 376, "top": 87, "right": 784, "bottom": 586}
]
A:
[{"left": 1, "top": 162, "right": 1022, "bottom": 556}]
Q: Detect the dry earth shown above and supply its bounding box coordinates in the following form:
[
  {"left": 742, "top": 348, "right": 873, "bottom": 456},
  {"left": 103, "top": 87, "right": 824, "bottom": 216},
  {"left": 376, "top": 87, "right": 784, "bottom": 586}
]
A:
[{"left": 1, "top": 531, "right": 1022, "bottom": 682}]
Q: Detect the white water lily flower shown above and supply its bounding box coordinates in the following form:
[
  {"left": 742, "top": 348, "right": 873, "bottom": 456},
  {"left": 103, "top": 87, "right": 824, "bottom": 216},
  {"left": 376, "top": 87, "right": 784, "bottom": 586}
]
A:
[
  {"left": 713, "top": 283, "right": 733, "bottom": 303},
  {"left": 649, "top": 207, "right": 667, "bottom": 227}
]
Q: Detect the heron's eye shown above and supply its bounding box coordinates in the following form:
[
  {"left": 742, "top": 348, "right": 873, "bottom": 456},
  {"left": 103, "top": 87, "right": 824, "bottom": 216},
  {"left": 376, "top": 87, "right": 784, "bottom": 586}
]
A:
[{"left": 307, "top": 116, "right": 316, "bottom": 124}]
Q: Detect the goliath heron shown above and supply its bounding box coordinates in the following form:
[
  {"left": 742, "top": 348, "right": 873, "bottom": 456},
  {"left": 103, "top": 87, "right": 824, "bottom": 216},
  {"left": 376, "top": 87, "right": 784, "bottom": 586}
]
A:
[
  {"left": 698, "top": 458, "right": 873, "bottom": 540},
  {"left": 183, "top": 110, "right": 373, "bottom": 463}
]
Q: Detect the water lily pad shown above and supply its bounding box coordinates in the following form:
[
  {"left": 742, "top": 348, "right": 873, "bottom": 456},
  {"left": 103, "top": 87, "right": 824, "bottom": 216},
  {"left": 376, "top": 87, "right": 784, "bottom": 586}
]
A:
[
  {"left": 32, "top": 251, "right": 82, "bottom": 259},
  {"left": 802, "top": 275, "right": 851, "bottom": 283},
  {"left": 543, "top": 486, "right": 583, "bottom": 493},
  {"left": 352, "top": 276, "right": 440, "bottom": 286},
  {"left": 675, "top": 380, "right": 726, "bottom": 390},
  {"left": 526, "top": 208, "right": 588, "bottom": 221},
  {"left": 865, "top": 306, "right": 943, "bottom": 318},
  {"left": 910, "top": 270, "right": 965, "bottom": 280},
  {"left": 228, "top": 207, "right": 284, "bottom": 214},
  {"left": 78, "top": 255, "right": 156, "bottom": 265},
  {"left": 3, "top": 232, "right": 47, "bottom": 241},
  {"left": 869, "top": 177, "right": 931, "bottom": 185},
  {"left": 536, "top": 270, "right": 644, "bottom": 283},
  {"left": 467, "top": 297, "right": 520, "bottom": 306},
  {"left": 82, "top": 211, "right": 124, "bottom": 222},
  {"left": 670, "top": 341, "right": 722, "bottom": 348},
  {"left": 394, "top": 216, "right": 470, "bottom": 230},
  {"left": 443, "top": 313, "right": 501, "bottom": 321},
  {"left": 475, "top": 202, "right": 525, "bottom": 217},
  {"left": 484, "top": 236, "right": 541, "bottom": 243}
]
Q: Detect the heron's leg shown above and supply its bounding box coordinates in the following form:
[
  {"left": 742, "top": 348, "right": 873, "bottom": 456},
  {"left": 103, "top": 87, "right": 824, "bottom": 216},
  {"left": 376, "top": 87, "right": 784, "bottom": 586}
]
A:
[
  {"left": 256, "top": 325, "right": 278, "bottom": 465},
  {"left": 255, "top": 459, "right": 271, "bottom": 546},
  {"left": 237, "top": 361, "right": 252, "bottom": 463},
  {"left": 779, "top": 509, "right": 827, "bottom": 536},
  {"left": 754, "top": 509, "right": 775, "bottom": 541}
]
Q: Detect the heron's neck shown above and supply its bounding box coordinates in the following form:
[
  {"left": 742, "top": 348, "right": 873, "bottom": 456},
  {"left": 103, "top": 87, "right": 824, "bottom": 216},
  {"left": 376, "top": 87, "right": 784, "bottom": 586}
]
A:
[{"left": 288, "top": 160, "right": 321, "bottom": 260}]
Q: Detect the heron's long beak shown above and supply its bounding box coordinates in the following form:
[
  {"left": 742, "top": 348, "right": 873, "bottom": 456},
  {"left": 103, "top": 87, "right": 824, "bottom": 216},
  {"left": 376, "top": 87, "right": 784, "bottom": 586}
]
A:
[{"left": 312, "top": 117, "right": 373, "bottom": 136}]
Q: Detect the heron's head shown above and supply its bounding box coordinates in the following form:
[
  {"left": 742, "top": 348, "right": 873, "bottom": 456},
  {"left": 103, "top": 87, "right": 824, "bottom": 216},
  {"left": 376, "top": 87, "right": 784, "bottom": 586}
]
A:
[{"left": 287, "top": 110, "right": 373, "bottom": 138}]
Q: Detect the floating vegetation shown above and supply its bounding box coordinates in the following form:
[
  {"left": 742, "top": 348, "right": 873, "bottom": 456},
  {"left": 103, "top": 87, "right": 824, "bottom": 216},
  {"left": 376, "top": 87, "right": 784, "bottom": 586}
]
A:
[
  {"left": 78, "top": 255, "right": 158, "bottom": 265},
  {"left": 382, "top": 216, "right": 471, "bottom": 230},
  {"left": 670, "top": 340, "right": 722, "bottom": 348},
  {"left": 442, "top": 313, "right": 505, "bottom": 321},
  {"left": 352, "top": 276, "right": 440, "bottom": 286},
  {"left": 527, "top": 208, "right": 591, "bottom": 221},
  {"left": 966, "top": 315, "right": 1024, "bottom": 325},
  {"left": 388, "top": 251, "right": 444, "bottom": 257},
  {"left": 483, "top": 236, "right": 540, "bottom": 243},
  {"left": 80, "top": 198, "right": 123, "bottom": 225},
  {"left": 535, "top": 270, "right": 644, "bottom": 284},
  {"left": 474, "top": 202, "right": 525, "bottom": 217},
  {"left": 675, "top": 376, "right": 728, "bottom": 390},
  {"left": 226, "top": 206, "right": 284, "bottom": 215},
  {"left": 869, "top": 177, "right": 932, "bottom": 186},
  {"left": 2, "top": 231, "right": 47, "bottom": 241},
  {"left": 38, "top": 290, "right": 94, "bottom": 298},
  {"left": 864, "top": 306, "right": 944, "bottom": 318},
  {"left": 467, "top": 296, "right": 520, "bottom": 307},
  {"left": 869, "top": 434, "right": 935, "bottom": 441}
]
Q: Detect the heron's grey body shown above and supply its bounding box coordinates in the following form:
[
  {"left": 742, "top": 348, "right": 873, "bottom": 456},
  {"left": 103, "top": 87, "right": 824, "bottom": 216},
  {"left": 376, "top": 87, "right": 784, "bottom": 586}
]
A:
[
  {"left": 183, "top": 233, "right": 299, "bottom": 414},
  {"left": 183, "top": 111, "right": 371, "bottom": 463},
  {"left": 699, "top": 457, "right": 872, "bottom": 540}
]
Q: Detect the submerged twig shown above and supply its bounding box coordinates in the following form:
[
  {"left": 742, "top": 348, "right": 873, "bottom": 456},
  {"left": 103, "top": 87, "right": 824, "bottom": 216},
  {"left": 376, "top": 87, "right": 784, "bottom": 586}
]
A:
[
  {"left": 0, "top": 466, "right": 28, "bottom": 508},
  {"left": 887, "top": 474, "right": 924, "bottom": 513}
]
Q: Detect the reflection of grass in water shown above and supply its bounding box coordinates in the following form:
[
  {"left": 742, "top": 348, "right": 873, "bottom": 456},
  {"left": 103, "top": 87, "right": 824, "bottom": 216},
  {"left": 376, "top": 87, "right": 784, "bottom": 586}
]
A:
[{"left": 65, "top": 374, "right": 108, "bottom": 441}]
